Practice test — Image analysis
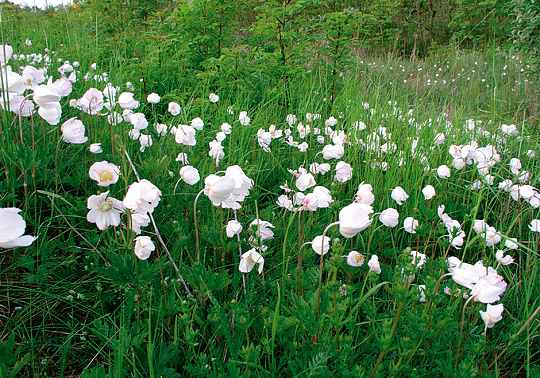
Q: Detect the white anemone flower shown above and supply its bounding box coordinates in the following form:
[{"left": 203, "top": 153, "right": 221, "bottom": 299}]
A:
[
  {"left": 391, "top": 186, "right": 409, "bottom": 206},
  {"left": 147, "top": 93, "right": 160, "bottom": 104},
  {"left": 0, "top": 208, "right": 37, "bottom": 248},
  {"left": 480, "top": 304, "right": 504, "bottom": 332},
  {"left": 403, "top": 217, "right": 419, "bottom": 234},
  {"left": 179, "top": 165, "right": 200, "bottom": 185},
  {"left": 203, "top": 174, "right": 235, "bottom": 205},
  {"left": 123, "top": 179, "right": 162, "bottom": 215},
  {"left": 226, "top": 220, "right": 242, "bottom": 238},
  {"left": 89, "top": 161, "right": 120, "bottom": 187},
  {"left": 339, "top": 203, "right": 373, "bottom": 238},
  {"left": 168, "top": 102, "right": 181, "bottom": 115},
  {"left": 368, "top": 255, "right": 381, "bottom": 274},
  {"left": 312, "top": 235, "right": 331, "bottom": 255},
  {"left": 134, "top": 236, "right": 155, "bottom": 260},
  {"left": 379, "top": 208, "right": 399, "bottom": 228},
  {"left": 87, "top": 192, "right": 124, "bottom": 231},
  {"left": 346, "top": 251, "right": 365, "bottom": 267},
  {"left": 61, "top": 117, "right": 88, "bottom": 144},
  {"left": 422, "top": 185, "right": 436, "bottom": 200},
  {"left": 239, "top": 249, "right": 264, "bottom": 274}
]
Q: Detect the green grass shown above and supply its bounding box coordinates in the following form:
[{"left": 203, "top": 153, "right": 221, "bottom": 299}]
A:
[{"left": 1, "top": 4, "right": 540, "bottom": 377}]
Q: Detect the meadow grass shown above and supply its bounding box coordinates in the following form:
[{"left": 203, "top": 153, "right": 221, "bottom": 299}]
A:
[{"left": 1, "top": 5, "right": 540, "bottom": 377}]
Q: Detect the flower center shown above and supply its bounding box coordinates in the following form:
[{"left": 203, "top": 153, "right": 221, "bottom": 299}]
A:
[
  {"left": 247, "top": 253, "right": 256, "bottom": 264},
  {"left": 98, "top": 198, "right": 113, "bottom": 212},
  {"left": 355, "top": 253, "right": 364, "bottom": 263},
  {"left": 99, "top": 170, "right": 113, "bottom": 182}
]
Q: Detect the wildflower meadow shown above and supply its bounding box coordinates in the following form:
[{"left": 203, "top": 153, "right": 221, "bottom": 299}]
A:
[{"left": 1, "top": 1, "right": 540, "bottom": 377}]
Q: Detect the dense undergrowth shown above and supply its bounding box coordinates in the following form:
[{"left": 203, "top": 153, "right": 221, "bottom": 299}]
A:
[{"left": 1, "top": 2, "right": 540, "bottom": 377}]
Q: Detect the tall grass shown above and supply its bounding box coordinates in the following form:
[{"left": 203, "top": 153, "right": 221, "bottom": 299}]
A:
[{"left": 1, "top": 4, "right": 539, "bottom": 377}]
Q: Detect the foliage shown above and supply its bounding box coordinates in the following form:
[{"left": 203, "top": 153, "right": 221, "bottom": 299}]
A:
[
  {"left": 512, "top": 0, "right": 540, "bottom": 86},
  {"left": 1, "top": 1, "right": 539, "bottom": 377}
]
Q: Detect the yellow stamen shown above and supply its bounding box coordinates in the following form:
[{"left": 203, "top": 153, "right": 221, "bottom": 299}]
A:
[{"left": 99, "top": 170, "right": 113, "bottom": 182}]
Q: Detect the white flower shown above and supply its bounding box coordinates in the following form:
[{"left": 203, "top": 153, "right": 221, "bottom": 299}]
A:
[
  {"left": 175, "top": 125, "right": 196, "bottom": 146},
  {"left": 226, "top": 220, "right": 242, "bottom": 238},
  {"left": 410, "top": 250, "right": 427, "bottom": 269},
  {"left": 434, "top": 133, "right": 446, "bottom": 145},
  {"left": 286, "top": 114, "right": 297, "bottom": 126},
  {"left": 250, "top": 219, "right": 275, "bottom": 241},
  {"left": 379, "top": 208, "right": 399, "bottom": 228},
  {"left": 437, "top": 165, "right": 451, "bottom": 179},
  {"left": 118, "top": 92, "right": 139, "bottom": 109},
  {"left": 32, "top": 83, "right": 61, "bottom": 107},
  {"left": 155, "top": 123, "right": 168, "bottom": 136},
  {"left": 129, "top": 212, "right": 150, "bottom": 234},
  {"left": 391, "top": 186, "right": 409, "bottom": 206},
  {"left": 276, "top": 195, "right": 294, "bottom": 211},
  {"left": 130, "top": 112, "right": 148, "bottom": 130},
  {"left": 89, "top": 161, "right": 120, "bottom": 187},
  {"left": 238, "top": 111, "right": 250, "bottom": 125},
  {"left": 471, "top": 278, "right": 506, "bottom": 304},
  {"left": 61, "top": 117, "right": 88, "bottom": 144},
  {"left": 87, "top": 191, "right": 124, "bottom": 231},
  {"left": 168, "top": 102, "right": 181, "bottom": 115},
  {"left": 334, "top": 161, "right": 353, "bottom": 183},
  {"left": 204, "top": 174, "right": 235, "bottom": 205},
  {"left": 225, "top": 165, "right": 253, "bottom": 198},
  {"left": 296, "top": 170, "right": 316, "bottom": 192},
  {"left": 403, "top": 217, "right": 419, "bottom": 234},
  {"left": 78, "top": 88, "right": 104, "bottom": 114},
  {"left": 312, "top": 235, "right": 331, "bottom": 255},
  {"left": 209, "top": 93, "right": 219, "bottom": 103},
  {"left": 529, "top": 219, "right": 540, "bottom": 233},
  {"left": 509, "top": 158, "right": 521, "bottom": 175},
  {"left": 339, "top": 203, "right": 373, "bottom": 238},
  {"left": 139, "top": 134, "right": 152, "bottom": 152},
  {"left": 179, "top": 165, "right": 200, "bottom": 185},
  {"left": 473, "top": 219, "right": 488, "bottom": 234},
  {"left": 356, "top": 183, "right": 374, "bottom": 205},
  {"left": 452, "top": 158, "right": 466, "bottom": 170},
  {"left": 209, "top": 140, "right": 224, "bottom": 163},
  {"left": 123, "top": 179, "right": 162, "bottom": 215},
  {"left": 496, "top": 250, "right": 514, "bottom": 265},
  {"left": 89, "top": 143, "right": 103, "bottom": 154},
  {"left": 134, "top": 236, "right": 155, "bottom": 260},
  {"left": 312, "top": 186, "right": 333, "bottom": 208},
  {"left": 239, "top": 249, "right": 264, "bottom": 274},
  {"left": 147, "top": 93, "right": 160, "bottom": 104},
  {"left": 221, "top": 123, "right": 232, "bottom": 134},
  {"left": 501, "top": 123, "right": 518, "bottom": 135},
  {"left": 418, "top": 285, "right": 427, "bottom": 302},
  {"left": 480, "top": 304, "right": 504, "bottom": 331},
  {"left": 0, "top": 44, "right": 13, "bottom": 65},
  {"left": 422, "top": 185, "right": 436, "bottom": 200},
  {"left": 346, "top": 251, "right": 365, "bottom": 267},
  {"left": 309, "top": 163, "right": 331, "bottom": 175},
  {"left": 38, "top": 102, "right": 62, "bottom": 125},
  {"left": 325, "top": 116, "right": 338, "bottom": 127},
  {"left": 322, "top": 144, "right": 344, "bottom": 160},
  {"left": 216, "top": 131, "right": 226, "bottom": 142},
  {"left": 484, "top": 226, "right": 501, "bottom": 247},
  {"left": 504, "top": 238, "right": 519, "bottom": 250},
  {"left": 298, "top": 142, "right": 309, "bottom": 152},
  {"left": 191, "top": 117, "right": 204, "bottom": 131},
  {"left": 368, "top": 255, "right": 381, "bottom": 274},
  {"left": 302, "top": 193, "right": 319, "bottom": 211},
  {"left": 0, "top": 208, "right": 37, "bottom": 248}
]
